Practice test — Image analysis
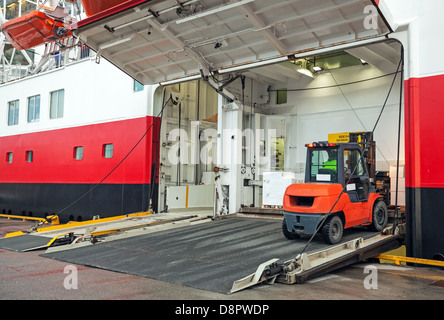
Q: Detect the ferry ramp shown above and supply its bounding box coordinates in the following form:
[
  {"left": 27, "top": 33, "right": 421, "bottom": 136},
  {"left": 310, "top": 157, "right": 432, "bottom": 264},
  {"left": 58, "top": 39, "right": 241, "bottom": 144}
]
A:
[{"left": 40, "top": 215, "right": 392, "bottom": 294}]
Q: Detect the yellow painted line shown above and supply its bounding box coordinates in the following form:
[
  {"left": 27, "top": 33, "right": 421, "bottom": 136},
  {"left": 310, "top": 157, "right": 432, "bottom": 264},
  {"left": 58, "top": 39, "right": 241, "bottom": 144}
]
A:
[
  {"left": 46, "top": 232, "right": 73, "bottom": 247},
  {"left": 0, "top": 214, "right": 47, "bottom": 223},
  {"left": 375, "top": 254, "right": 444, "bottom": 268},
  {"left": 90, "top": 229, "right": 120, "bottom": 237},
  {"left": 46, "top": 213, "right": 162, "bottom": 247},
  {"left": 373, "top": 269, "right": 444, "bottom": 282},
  {"left": 4, "top": 211, "right": 151, "bottom": 238},
  {"left": 34, "top": 211, "right": 152, "bottom": 233},
  {"left": 46, "top": 216, "right": 198, "bottom": 245},
  {"left": 4, "top": 231, "right": 26, "bottom": 238}
]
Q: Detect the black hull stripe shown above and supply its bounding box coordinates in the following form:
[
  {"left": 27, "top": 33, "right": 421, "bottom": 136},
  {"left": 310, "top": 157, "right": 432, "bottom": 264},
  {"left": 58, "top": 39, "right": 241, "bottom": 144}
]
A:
[
  {"left": 0, "top": 183, "right": 156, "bottom": 224},
  {"left": 406, "top": 187, "right": 444, "bottom": 261}
]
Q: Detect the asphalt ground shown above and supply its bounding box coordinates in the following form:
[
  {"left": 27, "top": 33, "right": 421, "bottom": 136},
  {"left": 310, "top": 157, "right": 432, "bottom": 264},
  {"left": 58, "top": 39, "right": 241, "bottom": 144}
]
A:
[{"left": 1, "top": 217, "right": 443, "bottom": 308}]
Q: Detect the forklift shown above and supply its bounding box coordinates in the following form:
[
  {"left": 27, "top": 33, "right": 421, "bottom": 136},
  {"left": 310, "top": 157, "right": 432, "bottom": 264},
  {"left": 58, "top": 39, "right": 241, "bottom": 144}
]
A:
[{"left": 282, "top": 132, "right": 388, "bottom": 244}]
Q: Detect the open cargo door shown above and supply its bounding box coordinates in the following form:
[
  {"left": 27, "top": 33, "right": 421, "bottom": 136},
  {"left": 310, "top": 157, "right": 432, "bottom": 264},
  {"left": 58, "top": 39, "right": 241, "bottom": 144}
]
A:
[{"left": 72, "top": 0, "right": 391, "bottom": 85}]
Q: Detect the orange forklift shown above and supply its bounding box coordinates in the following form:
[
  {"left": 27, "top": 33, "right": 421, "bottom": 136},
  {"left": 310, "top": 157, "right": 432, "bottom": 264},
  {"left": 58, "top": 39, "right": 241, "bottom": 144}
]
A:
[{"left": 282, "top": 132, "right": 388, "bottom": 244}]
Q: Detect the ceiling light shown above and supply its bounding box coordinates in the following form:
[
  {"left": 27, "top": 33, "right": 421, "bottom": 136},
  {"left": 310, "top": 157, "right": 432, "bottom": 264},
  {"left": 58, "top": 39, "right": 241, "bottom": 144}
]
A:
[
  {"left": 360, "top": 59, "right": 367, "bottom": 64},
  {"left": 296, "top": 68, "right": 314, "bottom": 78},
  {"left": 99, "top": 37, "right": 133, "bottom": 50},
  {"left": 313, "top": 66, "right": 323, "bottom": 72}
]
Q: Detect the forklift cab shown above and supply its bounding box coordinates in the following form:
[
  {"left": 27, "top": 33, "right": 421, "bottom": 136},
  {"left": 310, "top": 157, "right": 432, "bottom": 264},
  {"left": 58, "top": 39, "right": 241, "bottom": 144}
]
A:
[
  {"left": 305, "top": 142, "right": 370, "bottom": 202},
  {"left": 283, "top": 139, "right": 386, "bottom": 245}
]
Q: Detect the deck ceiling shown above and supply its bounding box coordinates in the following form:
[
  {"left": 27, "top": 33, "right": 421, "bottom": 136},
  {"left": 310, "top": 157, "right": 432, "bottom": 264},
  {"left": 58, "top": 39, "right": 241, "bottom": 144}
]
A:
[{"left": 73, "top": 0, "right": 391, "bottom": 85}]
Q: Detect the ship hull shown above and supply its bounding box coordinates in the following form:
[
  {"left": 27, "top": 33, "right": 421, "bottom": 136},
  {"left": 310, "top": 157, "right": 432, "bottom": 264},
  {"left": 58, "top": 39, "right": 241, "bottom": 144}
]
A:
[
  {"left": 0, "top": 116, "right": 161, "bottom": 223},
  {"left": 0, "top": 182, "right": 156, "bottom": 223}
]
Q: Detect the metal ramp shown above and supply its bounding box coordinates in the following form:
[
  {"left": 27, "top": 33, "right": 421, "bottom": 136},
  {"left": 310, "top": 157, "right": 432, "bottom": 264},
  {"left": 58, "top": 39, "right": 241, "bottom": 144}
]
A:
[
  {"left": 0, "top": 212, "right": 202, "bottom": 252},
  {"left": 0, "top": 234, "right": 58, "bottom": 252},
  {"left": 230, "top": 231, "right": 402, "bottom": 293},
  {"left": 40, "top": 215, "right": 402, "bottom": 294}
]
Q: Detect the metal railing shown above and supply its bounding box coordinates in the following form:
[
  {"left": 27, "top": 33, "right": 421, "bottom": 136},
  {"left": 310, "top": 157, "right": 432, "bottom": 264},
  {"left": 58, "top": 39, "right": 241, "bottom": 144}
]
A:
[{"left": 1, "top": 41, "right": 93, "bottom": 84}]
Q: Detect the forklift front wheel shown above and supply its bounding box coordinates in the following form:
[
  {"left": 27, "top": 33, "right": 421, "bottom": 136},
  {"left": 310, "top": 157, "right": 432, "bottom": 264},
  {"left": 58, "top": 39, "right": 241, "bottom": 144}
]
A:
[
  {"left": 282, "top": 218, "right": 300, "bottom": 240},
  {"left": 369, "top": 200, "right": 388, "bottom": 232},
  {"left": 322, "top": 215, "right": 343, "bottom": 245}
]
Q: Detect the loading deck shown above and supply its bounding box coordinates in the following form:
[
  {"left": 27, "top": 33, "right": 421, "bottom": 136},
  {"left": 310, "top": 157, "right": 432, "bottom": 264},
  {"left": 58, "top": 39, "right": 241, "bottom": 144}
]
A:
[{"left": 33, "top": 214, "right": 399, "bottom": 293}]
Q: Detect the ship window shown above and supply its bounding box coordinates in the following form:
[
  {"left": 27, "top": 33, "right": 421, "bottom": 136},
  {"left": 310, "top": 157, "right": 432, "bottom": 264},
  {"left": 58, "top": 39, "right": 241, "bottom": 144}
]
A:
[
  {"left": 27, "top": 95, "right": 40, "bottom": 123},
  {"left": 26, "top": 151, "right": 33, "bottom": 163},
  {"left": 8, "top": 100, "right": 19, "bottom": 126},
  {"left": 103, "top": 144, "right": 113, "bottom": 158},
  {"left": 50, "top": 89, "right": 64, "bottom": 119},
  {"left": 133, "top": 80, "right": 144, "bottom": 92},
  {"left": 74, "top": 146, "right": 83, "bottom": 160},
  {"left": 6, "top": 152, "right": 13, "bottom": 163}
]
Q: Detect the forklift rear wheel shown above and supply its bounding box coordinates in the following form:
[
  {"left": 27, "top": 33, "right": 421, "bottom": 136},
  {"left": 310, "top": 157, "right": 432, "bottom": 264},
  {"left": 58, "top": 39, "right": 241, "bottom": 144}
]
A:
[
  {"left": 322, "top": 215, "right": 343, "bottom": 245},
  {"left": 369, "top": 200, "right": 388, "bottom": 232},
  {"left": 282, "top": 218, "right": 300, "bottom": 240}
]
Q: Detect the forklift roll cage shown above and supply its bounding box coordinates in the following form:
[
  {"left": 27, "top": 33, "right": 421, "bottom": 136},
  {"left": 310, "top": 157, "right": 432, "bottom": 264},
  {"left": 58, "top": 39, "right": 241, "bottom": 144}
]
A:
[
  {"left": 283, "top": 133, "right": 387, "bottom": 245},
  {"left": 305, "top": 142, "right": 373, "bottom": 202}
]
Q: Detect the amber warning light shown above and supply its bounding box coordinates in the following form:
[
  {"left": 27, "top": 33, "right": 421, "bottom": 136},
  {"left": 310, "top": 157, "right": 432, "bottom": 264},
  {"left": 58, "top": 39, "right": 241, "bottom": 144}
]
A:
[{"left": 305, "top": 142, "right": 337, "bottom": 148}]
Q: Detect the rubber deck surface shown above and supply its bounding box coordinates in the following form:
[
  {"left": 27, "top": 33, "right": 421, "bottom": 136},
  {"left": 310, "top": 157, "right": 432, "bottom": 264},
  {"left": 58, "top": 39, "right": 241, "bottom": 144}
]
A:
[
  {"left": 42, "top": 217, "right": 379, "bottom": 293},
  {"left": 0, "top": 235, "right": 51, "bottom": 252}
]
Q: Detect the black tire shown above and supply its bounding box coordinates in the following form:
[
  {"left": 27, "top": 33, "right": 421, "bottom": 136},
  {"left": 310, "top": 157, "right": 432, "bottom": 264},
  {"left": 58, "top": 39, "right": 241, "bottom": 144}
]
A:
[
  {"left": 282, "top": 218, "right": 300, "bottom": 240},
  {"left": 321, "top": 215, "right": 343, "bottom": 245},
  {"left": 369, "top": 200, "right": 388, "bottom": 232}
]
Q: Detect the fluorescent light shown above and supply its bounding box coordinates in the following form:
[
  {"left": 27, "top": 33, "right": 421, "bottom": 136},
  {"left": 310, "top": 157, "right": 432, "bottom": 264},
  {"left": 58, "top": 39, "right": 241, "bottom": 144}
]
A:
[
  {"left": 176, "top": 0, "right": 255, "bottom": 24},
  {"left": 296, "top": 68, "right": 314, "bottom": 78},
  {"left": 313, "top": 66, "right": 323, "bottom": 72},
  {"left": 360, "top": 59, "right": 367, "bottom": 64},
  {"left": 99, "top": 37, "right": 132, "bottom": 50},
  {"left": 218, "top": 56, "right": 289, "bottom": 74}
]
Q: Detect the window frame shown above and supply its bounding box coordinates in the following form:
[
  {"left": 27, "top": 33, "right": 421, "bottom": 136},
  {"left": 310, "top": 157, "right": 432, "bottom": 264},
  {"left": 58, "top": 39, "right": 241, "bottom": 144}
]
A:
[
  {"left": 74, "top": 146, "right": 84, "bottom": 160},
  {"left": 103, "top": 143, "right": 114, "bottom": 159},
  {"left": 308, "top": 148, "right": 339, "bottom": 183},
  {"left": 8, "top": 99, "right": 19, "bottom": 126},
  {"left": 27, "top": 94, "right": 40, "bottom": 123},
  {"left": 6, "top": 152, "right": 13, "bottom": 164},
  {"left": 50, "top": 89, "right": 65, "bottom": 119},
  {"left": 343, "top": 149, "right": 365, "bottom": 177},
  {"left": 26, "top": 150, "right": 34, "bottom": 163}
]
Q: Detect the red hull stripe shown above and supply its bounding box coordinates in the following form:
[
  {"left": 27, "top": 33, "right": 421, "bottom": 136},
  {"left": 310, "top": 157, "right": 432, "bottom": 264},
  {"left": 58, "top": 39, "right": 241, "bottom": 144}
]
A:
[
  {"left": 0, "top": 116, "right": 160, "bottom": 184},
  {"left": 404, "top": 74, "right": 444, "bottom": 188}
]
